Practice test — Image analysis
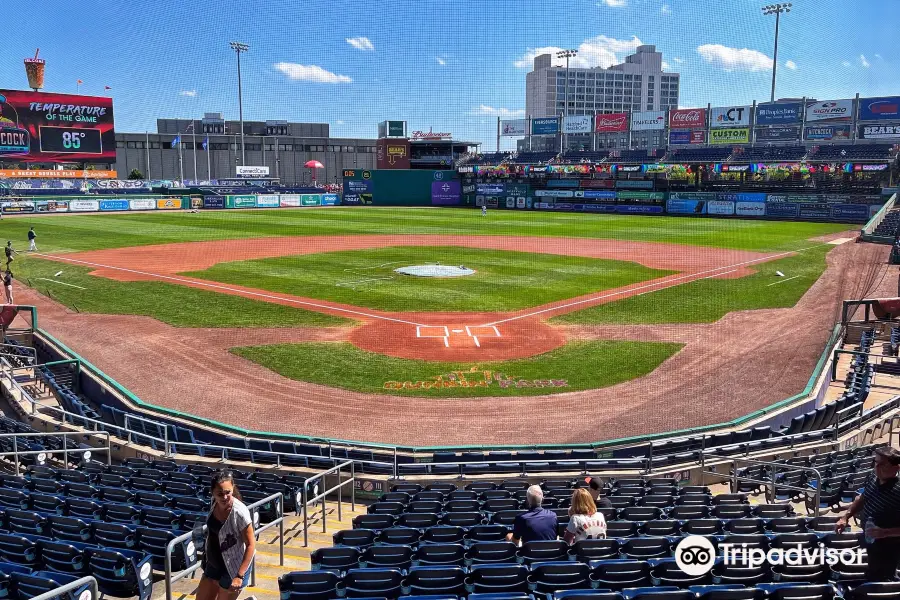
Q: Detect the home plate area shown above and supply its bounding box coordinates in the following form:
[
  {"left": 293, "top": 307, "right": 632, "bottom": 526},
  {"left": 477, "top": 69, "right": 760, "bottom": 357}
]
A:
[{"left": 416, "top": 325, "right": 502, "bottom": 348}]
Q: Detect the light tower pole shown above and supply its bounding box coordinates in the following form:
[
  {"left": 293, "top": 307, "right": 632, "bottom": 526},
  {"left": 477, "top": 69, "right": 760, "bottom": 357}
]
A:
[
  {"left": 229, "top": 41, "right": 250, "bottom": 166},
  {"left": 762, "top": 4, "right": 791, "bottom": 103},
  {"left": 556, "top": 49, "right": 578, "bottom": 153}
]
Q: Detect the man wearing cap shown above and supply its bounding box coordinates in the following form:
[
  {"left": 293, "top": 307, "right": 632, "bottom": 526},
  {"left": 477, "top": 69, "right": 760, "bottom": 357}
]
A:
[
  {"left": 507, "top": 485, "right": 558, "bottom": 544},
  {"left": 835, "top": 446, "right": 900, "bottom": 580},
  {"left": 584, "top": 477, "right": 614, "bottom": 510}
]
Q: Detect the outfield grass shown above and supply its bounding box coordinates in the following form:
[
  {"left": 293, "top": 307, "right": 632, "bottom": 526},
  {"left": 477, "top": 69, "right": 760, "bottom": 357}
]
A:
[
  {"left": 231, "top": 340, "right": 682, "bottom": 397},
  {"left": 0, "top": 208, "right": 851, "bottom": 253},
  {"left": 10, "top": 256, "right": 351, "bottom": 328},
  {"left": 552, "top": 244, "right": 832, "bottom": 325},
  {"left": 183, "top": 246, "right": 673, "bottom": 312}
]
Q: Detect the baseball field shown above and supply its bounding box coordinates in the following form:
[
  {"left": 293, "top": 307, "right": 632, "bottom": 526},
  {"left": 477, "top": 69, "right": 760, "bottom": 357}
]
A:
[{"left": 0, "top": 207, "right": 875, "bottom": 444}]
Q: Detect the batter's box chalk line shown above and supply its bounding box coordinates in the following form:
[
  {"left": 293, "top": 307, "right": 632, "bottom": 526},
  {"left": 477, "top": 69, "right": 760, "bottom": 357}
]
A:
[{"left": 416, "top": 325, "right": 502, "bottom": 348}]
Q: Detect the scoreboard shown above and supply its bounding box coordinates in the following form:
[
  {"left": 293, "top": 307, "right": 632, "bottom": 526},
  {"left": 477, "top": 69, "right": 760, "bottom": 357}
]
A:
[{"left": 39, "top": 127, "right": 103, "bottom": 154}]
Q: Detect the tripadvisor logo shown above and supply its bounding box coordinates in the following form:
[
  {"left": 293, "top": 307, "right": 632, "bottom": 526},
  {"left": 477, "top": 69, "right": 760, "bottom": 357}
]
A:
[
  {"left": 384, "top": 366, "right": 569, "bottom": 390},
  {"left": 674, "top": 535, "right": 866, "bottom": 576}
]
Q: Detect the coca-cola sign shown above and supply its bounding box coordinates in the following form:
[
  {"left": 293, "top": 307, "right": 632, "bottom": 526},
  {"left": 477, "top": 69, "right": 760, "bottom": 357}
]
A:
[
  {"left": 410, "top": 130, "right": 452, "bottom": 140},
  {"left": 594, "top": 112, "right": 628, "bottom": 133},
  {"left": 668, "top": 108, "right": 707, "bottom": 129}
]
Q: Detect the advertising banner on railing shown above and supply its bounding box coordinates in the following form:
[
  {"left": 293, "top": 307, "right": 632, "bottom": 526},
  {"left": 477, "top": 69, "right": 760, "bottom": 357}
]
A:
[
  {"left": 804, "top": 125, "right": 852, "bottom": 141},
  {"left": 531, "top": 117, "right": 559, "bottom": 135},
  {"left": 69, "top": 199, "right": 99, "bottom": 212},
  {"left": 279, "top": 194, "right": 301, "bottom": 207},
  {"left": 322, "top": 194, "right": 339, "bottom": 206},
  {"left": 476, "top": 183, "right": 505, "bottom": 195},
  {"left": 431, "top": 181, "right": 461, "bottom": 205},
  {"left": 670, "top": 192, "right": 716, "bottom": 200},
  {"left": 35, "top": 201, "right": 68, "bottom": 212},
  {"left": 755, "top": 126, "right": 801, "bottom": 141},
  {"left": 666, "top": 199, "right": 708, "bottom": 214},
  {"left": 707, "top": 200, "right": 735, "bottom": 215},
  {"left": 580, "top": 179, "right": 615, "bottom": 188},
  {"left": 129, "top": 199, "right": 156, "bottom": 211},
  {"left": 710, "top": 128, "right": 750, "bottom": 144},
  {"left": 618, "top": 205, "right": 664, "bottom": 214},
  {"left": 1, "top": 201, "right": 35, "bottom": 214},
  {"left": 301, "top": 194, "right": 321, "bottom": 206},
  {"left": 765, "top": 202, "right": 799, "bottom": 218},
  {"left": 669, "top": 130, "right": 706, "bottom": 145},
  {"left": 99, "top": 199, "right": 129, "bottom": 211},
  {"left": 858, "top": 124, "right": 900, "bottom": 140},
  {"left": 563, "top": 115, "right": 592, "bottom": 134},
  {"left": 156, "top": 197, "right": 183, "bottom": 210},
  {"left": 594, "top": 113, "right": 629, "bottom": 133},
  {"left": 535, "top": 189, "right": 574, "bottom": 197},
  {"left": 710, "top": 106, "right": 751, "bottom": 127},
  {"left": 256, "top": 194, "right": 280, "bottom": 207},
  {"left": 735, "top": 201, "right": 766, "bottom": 216},
  {"left": 756, "top": 102, "right": 801, "bottom": 125},
  {"left": 669, "top": 108, "right": 706, "bottom": 129},
  {"left": 226, "top": 195, "right": 258, "bottom": 208},
  {"left": 805, "top": 99, "right": 854, "bottom": 122},
  {"left": 583, "top": 190, "right": 617, "bottom": 199},
  {"left": 547, "top": 179, "right": 580, "bottom": 188},
  {"left": 798, "top": 203, "right": 832, "bottom": 219},
  {"left": 831, "top": 204, "right": 870, "bottom": 221},
  {"left": 500, "top": 119, "right": 527, "bottom": 136},
  {"left": 203, "top": 195, "right": 225, "bottom": 209},
  {"left": 858, "top": 96, "right": 900, "bottom": 121},
  {"left": 617, "top": 191, "right": 665, "bottom": 200},
  {"left": 630, "top": 111, "right": 666, "bottom": 131}
]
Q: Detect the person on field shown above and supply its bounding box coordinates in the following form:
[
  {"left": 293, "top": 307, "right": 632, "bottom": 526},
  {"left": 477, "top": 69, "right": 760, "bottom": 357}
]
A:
[
  {"left": 3, "top": 270, "right": 12, "bottom": 305},
  {"left": 507, "top": 485, "right": 558, "bottom": 545},
  {"left": 836, "top": 446, "right": 900, "bottom": 581},
  {"left": 27, "top": 228, "right": 37, "bottom": 252},
  {"left": 4, "top": 242, "right": 14, "bottom": 267},
  {"left": 481, "top": 204, "right": 487, "bottom": 216},
  {"left": 564, "top": 488, "right": 607, "bottom": 543}
]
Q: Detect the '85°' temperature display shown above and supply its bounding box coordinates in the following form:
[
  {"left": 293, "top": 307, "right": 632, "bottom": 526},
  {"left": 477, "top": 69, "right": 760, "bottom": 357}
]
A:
[{"left": 39, "top": 126, "right": 103, "bottom": 154}]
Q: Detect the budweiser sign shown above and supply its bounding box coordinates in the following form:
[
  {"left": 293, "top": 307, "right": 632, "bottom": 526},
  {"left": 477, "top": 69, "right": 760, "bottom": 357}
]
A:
[
  {"left": 669, "top": 108, "right": 707, "bottom": 129},
  {"left": 594, "top": 112, "right": 628, "bottom": 133},
  {"left": 410, "top": 130, "right": 452, "bottom": 140}
]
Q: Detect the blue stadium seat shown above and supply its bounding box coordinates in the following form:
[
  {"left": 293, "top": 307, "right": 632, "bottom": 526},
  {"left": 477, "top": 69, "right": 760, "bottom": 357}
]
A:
[
  {"left": 589, "top": 559, "right": 652, "bottom": 590},
  {"left": 467, "top": 541, "right": 519, "bottom": 564},
  {"left": 334, "top": 529, "right": 377, "bottom": 549},
  {"left": 279, "top": 570, "right": 342, "bottom": 600},
  {"left": 311, "top": 546, "right": 361, "bottom": 573},
  {"left": 414, "top": 543, "right": 466, "bottom": 566},
  {"left": 342, "top": 567, "right": 404, "bottom": 598},
  {"left": 361, "top": 545, "right": 414, "bottom": 570},
  {"left": 528, "top": 561, "right": 593, "bottom": 593},
  {"left": 402, "top": 566, "right": 467, "bottom": 597}
]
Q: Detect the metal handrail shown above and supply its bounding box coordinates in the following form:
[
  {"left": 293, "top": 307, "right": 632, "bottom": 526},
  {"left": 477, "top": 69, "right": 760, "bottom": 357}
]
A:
[
  {"left": 0, "top": 430, "right": 111, "bottom": 473},
  {"left": 702, "top": 456, "right": 823, "bottom": 516},
  {"left": 164, "top": 439, "right": 393, "bottom": 471},
  {"left": 302, "top": 460, "right": 356, "bottom": 547},
  {"left": 164, "top": 492, "right": 285, "bottom": 600},
  {"left": 31, "top": 575, "right": 98, "bottom": 600}
]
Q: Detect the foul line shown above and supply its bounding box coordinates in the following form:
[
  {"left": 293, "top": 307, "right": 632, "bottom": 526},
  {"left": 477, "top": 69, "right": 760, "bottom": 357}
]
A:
[
  {"left": 31, "top": 253, "right": 427, "bottom": 327},
  {"left": 35, "top": 278, "right": 87, "bottom": 290},
  {"left": 483, "top": 244, "right": 826, "bottom": 327},
  {"left": 767, "top": 275, "right": 801, "bottom": 286}
]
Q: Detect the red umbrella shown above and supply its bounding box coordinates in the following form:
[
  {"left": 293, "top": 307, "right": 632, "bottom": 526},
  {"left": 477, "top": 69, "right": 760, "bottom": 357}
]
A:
[{"left": 305, "top": 160, "right": 324, "bottom": 183}]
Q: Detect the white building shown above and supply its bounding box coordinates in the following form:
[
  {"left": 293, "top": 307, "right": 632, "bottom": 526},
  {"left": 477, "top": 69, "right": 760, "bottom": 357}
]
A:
[{"left": 523, "top": 44, "right": 679, "bottom": 151}]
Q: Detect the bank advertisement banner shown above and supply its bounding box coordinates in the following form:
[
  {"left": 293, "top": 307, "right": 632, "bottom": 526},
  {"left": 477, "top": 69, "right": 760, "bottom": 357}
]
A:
[
  {"left": 707, "top": 200, "right": 735, "bottom": 215},
  {"left": 630, "top": 111, "right": 666, "bottom": 131},
  {"left": 765, "top": 202, "right": 799, "bottom": 218},
  {"left": 669, "top": 108, "right": 706, "bottom": 129},
  {"left": 70, "top": 199, "right": 100, "bottom": 212},
  {"left": 710, "top": 106, "right": 751, "bottom": 127},
  {"left": 226, "top": 195, "right": 258, "bottom": 208},
  {"left": 322, "top": 194, "right": 339, "bottom": 206},
  {"left": 805, "top": 99, "right": 854, "bottom": 122},
  {"left": 563, "top": 115, "right": 592, "bottom": 134},
  {"left": 256, "top": 194, "right": 280, "bottom": 207},
  {"left": 735, "top": 201, "right": 766, "bottom": 216},
  {"left": 203, "top": 195, "right": 225, "bottom": 209},
  {"left": 667, "top": 199, "right": 708, "bottom": 214},
  {"left": 710, "top": 128, "right": 750, "bottom": 144},
  {"left": 301, "top": 194, "right": 321, "bottom": 206},
  {"left": 476, "top": 183, "right": 505, "bottom": 195},
  {"left": 858, "top": 124, "right": 900, "bottom": 140},
  {"left": 831, "top": 204, "right": 869, "bottom": 221},
  {"left": 755, "top": 126, "right": 801, "bottom": 141},
  {"left": 500, "top": 119, "right": 527, "bottom": 136},
  {"left": 531, "top": 117, "right": 559, "bottom": 135},
  {"left": 669, "top": 130, "right": 706, "bottom": 145},
  {"left": 756, "top": 103, "right": 801, "bottom": 125},
  {"left": 858, "top": 96, "right": 900, "bottom": 121},
  {"left": 594, "top": 113, "right": 628, "bottom": 133},
  {"left": 804, "top": 125, "right": 852, "bottom": 141},
  {"left": 129, "top": 199, "right": 156, "bottom": 211},
  {"left": 343, "top": 179, "right": 372, "bottom": 205},
  {"left": 279, "top": 194, "right": 301, "bottom": 207},
  {"left": 99, "top": 199, "right": 129, "bottom": 211}
]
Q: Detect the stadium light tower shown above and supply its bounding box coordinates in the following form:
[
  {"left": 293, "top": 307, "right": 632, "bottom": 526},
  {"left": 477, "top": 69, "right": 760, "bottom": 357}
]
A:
[
  {"left": 229, "top": 41, "right": 250, "bottom": 166},
  {"left": 762, "top": 3, "right": 791, "bottom": 103},
  {"left": 556, "top": 49, "right": 577, "bottom": 152}
]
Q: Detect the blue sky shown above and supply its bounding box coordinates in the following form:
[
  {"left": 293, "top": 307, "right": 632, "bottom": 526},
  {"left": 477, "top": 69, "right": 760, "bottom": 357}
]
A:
[{"left": 0, "top": 0, "right": 896, "bottom": 150}]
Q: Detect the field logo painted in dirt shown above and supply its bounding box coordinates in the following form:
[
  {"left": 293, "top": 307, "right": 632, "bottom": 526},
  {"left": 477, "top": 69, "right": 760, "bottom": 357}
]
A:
[{"left": 384, "top": 366, "right": 569, "bottom": 390}]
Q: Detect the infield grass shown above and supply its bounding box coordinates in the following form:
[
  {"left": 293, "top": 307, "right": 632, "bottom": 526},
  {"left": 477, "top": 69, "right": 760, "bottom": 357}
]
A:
[
  {"left": 10, "top": 256, "right": 351, "bottom": 328},
  {"left": 231, "top": 340, "right": 682, "bottom": 397},
  {"left": 183, "top": 246, "right": 673, "bottom": 312},
  {"left": 552, "top": 244, "right": 832, "bottom": 324},
  {"left": 0, "top": 207, "right": 851, "bottom": 253}
]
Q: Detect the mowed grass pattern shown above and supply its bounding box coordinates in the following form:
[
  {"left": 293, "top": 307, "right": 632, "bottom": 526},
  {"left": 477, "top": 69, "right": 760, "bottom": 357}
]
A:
[
  {"left": 183, "top": 246, "right": 673, "bottom": 312},
  {"left": 0, "top": 207, "right": 852, "bottom": 253},
  {"left": 231, "top": 340, "right": 683, "bottom": 397},
  {"left": 10, "top": 257, "right": 351, "bottom": 327},
  {"left": 553, "top": 245, "right": 832, "bottom": 324}
]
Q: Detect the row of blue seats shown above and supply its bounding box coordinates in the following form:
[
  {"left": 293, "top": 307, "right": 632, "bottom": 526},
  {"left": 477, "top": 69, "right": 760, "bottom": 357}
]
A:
[
  {"left": 0, "top": 560, "right": 96, "bottom": 600},
  {"left": 0, "top": 505, "right": 206, "bottom": 537}
]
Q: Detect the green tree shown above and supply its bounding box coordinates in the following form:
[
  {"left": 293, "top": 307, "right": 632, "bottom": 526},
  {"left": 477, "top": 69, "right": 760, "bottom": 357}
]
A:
[{"left": 128, "top": 168, "right": 145, "bottom": 180}]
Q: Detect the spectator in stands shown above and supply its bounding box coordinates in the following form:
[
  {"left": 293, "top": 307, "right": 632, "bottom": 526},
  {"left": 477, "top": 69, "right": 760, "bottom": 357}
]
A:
[
  {"left": 584, "top": 476, "right": 614, "bottom": 509},
  {"left": 507, "top": 484, "right": 558, "bottom": 544},
  {"left": 835, "top": 446, "right": 900, "bottom": 581},
  {"left": 564, "top": 488, "right": 607, "bottom": 543},
  {"left": 2, "top": 270, "right": 12, "bottom": 305},
  {"left": 198, "top": 470, "right": 256, "bottom": 600}
]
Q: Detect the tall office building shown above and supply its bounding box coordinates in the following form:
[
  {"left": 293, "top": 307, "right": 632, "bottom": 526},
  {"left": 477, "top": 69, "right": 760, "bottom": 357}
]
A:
[{"left": 524, "top": 44, "right": 679, "bottom": 151}]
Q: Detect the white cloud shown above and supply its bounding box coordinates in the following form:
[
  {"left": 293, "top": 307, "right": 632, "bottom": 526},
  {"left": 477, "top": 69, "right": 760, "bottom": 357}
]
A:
[
  {"left": 661, "top": 3, "right": 671, "bottom": 13},
  {"left": 335, "top": 120, "right": 345, "bottom": 125},
  {"left": 696, "top": 44, "right": 773, "bottom": 72},
  {"left": 346, "top": 37, "right": 374, "bottom": 51},
  {"left": 179, "top": 90, "right": 197, "bottom": 97},
  {"left": 875, "top": 53, "right": 883, "bottom": 60},
  {"left": 842, "top": 60, "right": 852, "bottom": 67},
  {"left": 436, "top": 57, "right": 446, "bottom": 66},
  {"left": 597, "top": 0, "right": 626, "bottom": 6},
  {"left": 471, "top": 105, "right": 526, "bottom": 117},
  {"left": 673, "top": 57, "right": 684, "bottom": 63},
  {"left": 514, "top": 35, "right": 643, "bottom": 69},
  {"left": 860, "top": 54, "right": 870, "bottom": 68},
  {"left": 274, "top": 62, "right": 352, "bottom": 84},
  {"left": 785, "top": 60, "right": 797, "bottom": 70},
  {"left": 661, "top": 61, "right": 671, "bottom": 70}
]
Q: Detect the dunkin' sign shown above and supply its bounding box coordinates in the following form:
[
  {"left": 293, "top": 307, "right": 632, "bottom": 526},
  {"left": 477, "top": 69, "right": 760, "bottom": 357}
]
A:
[
  {"left": 669, "top": 108, "right": 707, "bottom": 129},
  {"left": 594, "top": 112, "right": 628, "bottom": 133}
]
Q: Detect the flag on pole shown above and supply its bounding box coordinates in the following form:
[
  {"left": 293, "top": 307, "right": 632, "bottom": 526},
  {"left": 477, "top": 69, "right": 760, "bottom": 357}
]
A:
[
  {"left": 104, "top": 86, "right": 111, "bottom": 90},
  {"left": 172, "top": 135, "right": 181, "bottom": 148},
  {"left": 202, "top": 137, "right": 209, "bottom": 151},
  {"left": 77, "top": 80, "right": 83, "bottom": 84}
]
